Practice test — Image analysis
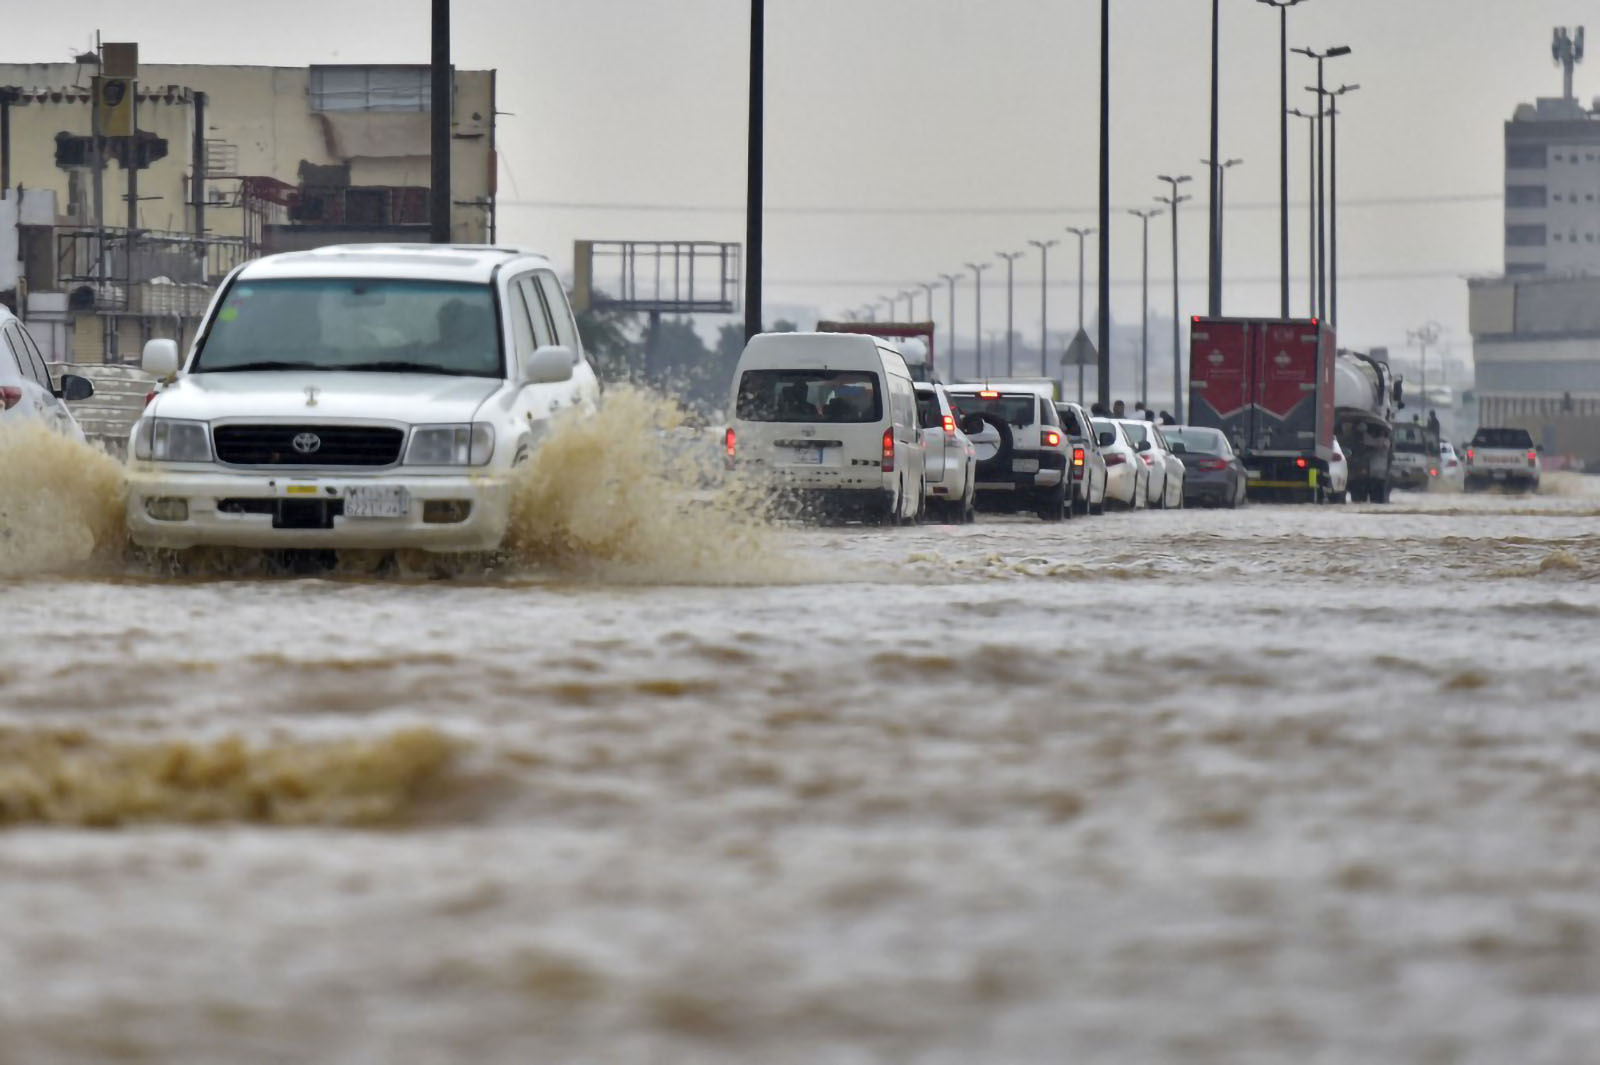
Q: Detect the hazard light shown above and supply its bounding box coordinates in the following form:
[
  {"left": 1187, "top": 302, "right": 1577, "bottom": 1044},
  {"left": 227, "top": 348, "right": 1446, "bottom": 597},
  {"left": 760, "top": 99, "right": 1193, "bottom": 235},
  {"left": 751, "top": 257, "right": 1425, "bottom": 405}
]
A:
[
  {"left": 1073, "top": 447, "right": 1085, "bottom": 467},
  {"left": 978, "top": 389, "right": 1000, "bottom": 399}
]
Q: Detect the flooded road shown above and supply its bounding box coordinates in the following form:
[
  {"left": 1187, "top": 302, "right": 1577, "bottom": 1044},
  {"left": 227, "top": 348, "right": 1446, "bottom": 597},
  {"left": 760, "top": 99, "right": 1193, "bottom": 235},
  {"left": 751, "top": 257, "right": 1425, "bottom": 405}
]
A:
[{"left": 3, "top": 467, "right": 1599, "bottom": 1063}]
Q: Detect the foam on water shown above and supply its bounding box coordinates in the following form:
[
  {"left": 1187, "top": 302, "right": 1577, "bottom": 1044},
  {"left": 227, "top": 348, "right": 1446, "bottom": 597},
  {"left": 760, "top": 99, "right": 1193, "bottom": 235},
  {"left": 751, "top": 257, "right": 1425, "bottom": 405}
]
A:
[{"left": 0, "top": 423, "right": 127, "bottom": 578}]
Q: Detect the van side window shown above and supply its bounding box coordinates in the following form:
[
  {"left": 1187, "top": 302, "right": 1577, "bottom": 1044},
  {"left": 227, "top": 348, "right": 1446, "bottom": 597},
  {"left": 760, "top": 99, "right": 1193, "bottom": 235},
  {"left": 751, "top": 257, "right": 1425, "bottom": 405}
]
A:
[
  {"left": 517, "top": 277, "right": 558, "bottom": 350},
  {"left": 534, "top": 272, "right": 582, "bottom": 358},
  {"left": 508, "top": 280, "right": 538, "bottom": 359}
]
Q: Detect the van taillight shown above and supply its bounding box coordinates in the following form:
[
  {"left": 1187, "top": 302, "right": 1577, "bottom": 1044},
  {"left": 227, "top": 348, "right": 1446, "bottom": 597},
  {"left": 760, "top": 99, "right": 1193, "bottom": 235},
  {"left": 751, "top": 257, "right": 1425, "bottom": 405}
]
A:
[
  {"left": 1295, "top": 458, "right": 1308, "bottom": 469},
  {"left": 144, "top": 390, "right": 158, "bottom": 407},
  {"left": 942, "top": 414, "right": 955, "bottom": 433},
  {"left": 0, "top": 386, "right": 22, "bottom": 410},
  {"left": 881, "top": 427, "right": 896, "bottom": 472},
  {"left": 724, "top": 427, "right": 736, "bottom": 465},
  {"left": 1043, "top": 430, "right": 1061, "bottom": 448},
  {"left": 1072, "top": 447, "right": 1085, "bottom": 467}
]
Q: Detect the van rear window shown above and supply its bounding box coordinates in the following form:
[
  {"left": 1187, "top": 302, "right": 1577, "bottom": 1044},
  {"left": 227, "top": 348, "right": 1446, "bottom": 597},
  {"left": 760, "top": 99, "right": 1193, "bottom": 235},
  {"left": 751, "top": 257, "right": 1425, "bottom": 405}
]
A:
[
  {"left": 949, "top": 393, "right": 1036, "bottom": 428},
  {"left": 737, "top": 370, "right": 883, "bottom": 423}
]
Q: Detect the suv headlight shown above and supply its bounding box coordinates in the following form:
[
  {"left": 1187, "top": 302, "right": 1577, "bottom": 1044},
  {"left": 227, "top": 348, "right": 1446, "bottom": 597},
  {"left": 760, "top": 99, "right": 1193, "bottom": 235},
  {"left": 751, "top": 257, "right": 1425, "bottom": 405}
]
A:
[
  {"left": 405, "top": 423, "right": 495, "bottom": 466},
  {"left": 133, "top": 419, "right": 213, "bottom": 462}
]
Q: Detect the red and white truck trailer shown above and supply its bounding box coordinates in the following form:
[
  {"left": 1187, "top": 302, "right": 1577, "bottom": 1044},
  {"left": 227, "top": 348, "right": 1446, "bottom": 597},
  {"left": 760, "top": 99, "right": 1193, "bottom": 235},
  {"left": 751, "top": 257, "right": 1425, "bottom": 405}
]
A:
[{"left": 1188, "top": 317, "right": 1337, "bottom": 502}]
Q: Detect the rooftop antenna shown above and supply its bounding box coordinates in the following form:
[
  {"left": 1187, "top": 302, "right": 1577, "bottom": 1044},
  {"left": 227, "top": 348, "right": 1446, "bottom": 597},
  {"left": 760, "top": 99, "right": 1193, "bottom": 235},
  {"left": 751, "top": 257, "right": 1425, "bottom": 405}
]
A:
[{"left": 1554, "top": 26, "right": 1584, "bottom": 100}]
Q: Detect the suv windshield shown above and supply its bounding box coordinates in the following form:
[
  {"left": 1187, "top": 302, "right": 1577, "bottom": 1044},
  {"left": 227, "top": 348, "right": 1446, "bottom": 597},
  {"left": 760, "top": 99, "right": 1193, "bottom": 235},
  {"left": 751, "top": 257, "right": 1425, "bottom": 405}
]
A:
[
  {"left": 737, "top": 370, "right": 883, "bottom": 423},
  {"left": 193, "top": 279, "right": 502, "bottom": 377},
  {"left": 1163, "top": 427, "right": 1228, "bottom": 455},
  {"left": 950, "top": 393, "right": 1036, "bottom": 428},
  {"left": 1471, "top": 428, "right": 1535, "bottom": 449}
]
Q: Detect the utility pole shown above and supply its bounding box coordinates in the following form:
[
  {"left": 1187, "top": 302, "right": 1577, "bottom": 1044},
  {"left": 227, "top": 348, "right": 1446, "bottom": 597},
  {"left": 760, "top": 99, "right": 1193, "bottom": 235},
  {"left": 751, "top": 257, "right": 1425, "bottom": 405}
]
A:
[
  {"left": 1408, "top": 321, "right": 1443, "bottom": 407},
  {"left": 1287, "top": 107, "right": 1321, "bottom": 317},
  {"left": 1258, "top": 0, "right": 1306, "bottom": 318},
  {"left": 997, "top": 251, "right": 1024, "bottom": 376},
  {"left": 939, "top": 273, "right": 962, "bottom": 380},
  {"left": 430, "top": 0, "right": 452, "bottom": 244},
  {"left": 1027, "top": 238, "right": 1059, "bottom": 378},
  {"left": 1201, "top": 157, "right": 1243, "bottom": 312},
  {"left": 1128, "top": 208, "right": 1161, "bottom": 408},
  {"left": 1207, "top": 0, "right": 1221, "bottom": 318},
  {"left": 966, "top": 262, "right": 991, "bottom": 379},
  {"left": 1157, "top": 174, "right": 1193, "bottom": 421},
  {"left": 743, "top": 0, "right": 765, "bottom": 340},
  {"left": 919, "top": 281, "right": 937, "bottom": 322},
  {"left": 1293, "top": 45, "right": 1351, "bottom": 320},
  {"left": 1066, "top": 226, "right": 1095, "bottom": 404},
  {"left": 1325, "top": 85, "right": 1358, "bottom": 330},
  {"left": 1097, "top": 0, "right": 1113, "bottom": 409}
]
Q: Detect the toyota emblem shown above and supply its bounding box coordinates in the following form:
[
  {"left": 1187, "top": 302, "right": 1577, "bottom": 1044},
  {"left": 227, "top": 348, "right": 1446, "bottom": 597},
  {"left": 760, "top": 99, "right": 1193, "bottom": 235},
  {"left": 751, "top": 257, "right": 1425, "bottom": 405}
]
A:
[{"left": 291, "top": 432, "right": 322, "bottom": 455}]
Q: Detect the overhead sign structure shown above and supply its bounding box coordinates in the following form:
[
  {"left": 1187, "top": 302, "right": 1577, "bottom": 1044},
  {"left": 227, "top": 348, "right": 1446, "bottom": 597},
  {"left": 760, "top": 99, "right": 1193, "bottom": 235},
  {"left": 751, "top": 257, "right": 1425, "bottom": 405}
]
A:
[{"left": 94, "top": 76, "right": 134, "bottom": 137}]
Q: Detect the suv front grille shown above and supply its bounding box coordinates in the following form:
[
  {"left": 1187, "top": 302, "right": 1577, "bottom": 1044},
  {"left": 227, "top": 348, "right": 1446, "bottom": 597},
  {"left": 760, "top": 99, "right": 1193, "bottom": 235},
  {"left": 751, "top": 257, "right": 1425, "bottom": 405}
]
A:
[{"left": 212, "top": 425, "right": 405, "bottom": 467}]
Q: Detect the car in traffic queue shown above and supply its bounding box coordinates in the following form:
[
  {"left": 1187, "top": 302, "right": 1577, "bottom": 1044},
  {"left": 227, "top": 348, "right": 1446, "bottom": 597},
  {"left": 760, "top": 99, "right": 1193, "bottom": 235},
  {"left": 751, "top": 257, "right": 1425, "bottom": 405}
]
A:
[
  {"left": 1161, "top": 425, "right": 1248, "bottom": 509},
  {"left": 1325, "top": 435, "right": 1349, "bottom": 503},
  {"left": 729, "top": 332, "right": 927, "bottom": 524},
  {"left": 124, "top": 244, "right": 600, "bottom": 553},
  {"left": 947, "top": 384, "right": 1073, "bottom": 521},
  {"left": 1437, "top": 440, "right": 1465, "bottom": 489},
  {"left": 1464, "top": 427, "right": 1542, "bottom": 494},
  {"left": 914, "top": 381, "right": 977, "bottom": 523},
  {"left": 1092, "top": 418, "right": 1149, "bottom": 510},
  {"left": 0, "top": 306, "right": 97, "bottom": 442},
  {"left": 1390, "top": 421, "right": 1439, "bottom": 491},
  {"left": 1117, "top": 419, "right": 1185, "bottom": 509},
  {"left": 1055, "top": 401, "right": 1108, "bottom": 516}
]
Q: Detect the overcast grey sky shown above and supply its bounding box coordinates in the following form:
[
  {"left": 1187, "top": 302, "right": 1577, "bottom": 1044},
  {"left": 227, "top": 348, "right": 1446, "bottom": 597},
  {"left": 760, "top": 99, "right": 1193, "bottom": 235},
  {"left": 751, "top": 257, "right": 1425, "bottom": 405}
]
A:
[{"left": 9, "top": 0, "right": 1597, "bottom": 361}]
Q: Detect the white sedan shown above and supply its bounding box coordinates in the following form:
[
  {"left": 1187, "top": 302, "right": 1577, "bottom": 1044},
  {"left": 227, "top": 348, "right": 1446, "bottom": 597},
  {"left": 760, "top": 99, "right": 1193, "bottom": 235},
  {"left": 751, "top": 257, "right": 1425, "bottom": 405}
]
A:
[
  {"left": 1118, "top": 419, "right": 1185, "bottom": 509},
  {"left": 1326, "top": 435, "right": 1349, "bottom": 503},
  {"left": 1093, "top": 418, "right": 1148, "bottom": 510}
]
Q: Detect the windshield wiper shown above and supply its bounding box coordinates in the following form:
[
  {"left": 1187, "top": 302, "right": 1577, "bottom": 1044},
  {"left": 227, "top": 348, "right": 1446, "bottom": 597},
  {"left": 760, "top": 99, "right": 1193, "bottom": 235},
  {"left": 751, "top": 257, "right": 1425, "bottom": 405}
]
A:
[
  {"left": 202, "top": 360, "right": 329, "bottom": 373},
  {"left": 342, "top": 361, "right": 485, "bottom": 377}
]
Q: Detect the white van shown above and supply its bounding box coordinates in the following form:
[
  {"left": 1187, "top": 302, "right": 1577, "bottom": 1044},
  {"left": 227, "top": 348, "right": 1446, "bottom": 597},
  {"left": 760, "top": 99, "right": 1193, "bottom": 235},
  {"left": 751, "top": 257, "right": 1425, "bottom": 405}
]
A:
[{"left": 728, "top": 332, "right": 926, "bottom": 523}]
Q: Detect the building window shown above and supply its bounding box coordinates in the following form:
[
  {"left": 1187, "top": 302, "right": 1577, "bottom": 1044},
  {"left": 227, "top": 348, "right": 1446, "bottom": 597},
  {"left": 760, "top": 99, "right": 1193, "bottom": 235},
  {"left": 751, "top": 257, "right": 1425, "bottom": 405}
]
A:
[
  {"left": 1508, "top": 144, "right": 1548, "bottom": 169},
  {"left": 309, "top": 66, "right": 435, "bottom": 112},
  {"left": 1512, "top": 225, "right": 1549, "bottom": 245},
  {"left": 1553, "top": 233, "right": 1563, "bottom": 242},
  {"left": 1507, "top": 185, "right": 1548, "bottom": 208}
]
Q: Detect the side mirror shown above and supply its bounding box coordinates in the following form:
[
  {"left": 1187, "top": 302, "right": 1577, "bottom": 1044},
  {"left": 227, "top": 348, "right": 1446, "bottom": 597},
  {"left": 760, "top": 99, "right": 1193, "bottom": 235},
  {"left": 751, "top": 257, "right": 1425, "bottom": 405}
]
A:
[
  {"left": 1170, "top": 441, "right": 1187, "bottom": 455},
  {"left": 1136, "top": 440, "right": 1151, "bottom": 453},
  {"left": 960, "top": 414, "right": 986, "bottom": 436},
  {"left": 142, "top": 338, "right": 180, "bottom": 378},
  {"left": 57, "top": 373, "right": 96, "bottom": 402},
  {"left": 1098, "top": 431, "right": 1115, "bottom": 448},
  {"left": 520, "top": 345, "right": 575, "bottom": 384}
]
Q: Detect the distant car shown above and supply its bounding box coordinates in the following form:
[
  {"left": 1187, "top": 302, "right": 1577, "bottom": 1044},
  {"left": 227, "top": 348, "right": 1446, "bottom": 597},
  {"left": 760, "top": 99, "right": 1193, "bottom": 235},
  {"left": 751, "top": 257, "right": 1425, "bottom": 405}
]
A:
[
  {"left": 1437, "top": 440, "right": 1465, "bottom": 489},
  {"left": 1092, "top": 418, "right": 1149, "bottom": 510},
  {"left": 915, "top": 381, "right": 976, "bottom": 523},
  {"left": 0, "top": 307, "right": 96, "bottom": 442},
  {"left": 1390, "top": 421, "right": 1438, "bottom": 491},
  {"left": 1117, "top": 419, "right": 1185, "bottom": 509},
  {"left": 1325, "top": 435, "right": 1349, "bottom": 503},
  {"left": 1056, "top": 401, "right": 1108, "bottom": 515},
  {"left": 948, "top": 385, "right": 1073, "bottom": 521},
  {"left": 1464, "top": 427, "right": 1541, "bottom": 493},
  {"left": 1162, "top": 425, "right": 1248, "bottom": 508}
]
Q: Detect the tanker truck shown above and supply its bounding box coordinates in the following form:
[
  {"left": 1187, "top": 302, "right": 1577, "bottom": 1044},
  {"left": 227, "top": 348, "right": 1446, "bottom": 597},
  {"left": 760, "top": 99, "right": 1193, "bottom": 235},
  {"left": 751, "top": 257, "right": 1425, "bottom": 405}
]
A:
[{"left": 1333, "top": 347, "right": 1403, "bottom": 503}]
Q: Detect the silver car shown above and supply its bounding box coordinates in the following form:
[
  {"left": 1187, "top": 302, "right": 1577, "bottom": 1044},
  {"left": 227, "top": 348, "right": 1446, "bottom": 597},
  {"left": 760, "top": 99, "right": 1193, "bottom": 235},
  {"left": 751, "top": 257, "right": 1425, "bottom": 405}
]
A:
[
  {"left": 915, "top": 382, "right": 977, "bottom": 523},
  {"left": 0, "top": 308, "right": 96, "bottom": 441}
]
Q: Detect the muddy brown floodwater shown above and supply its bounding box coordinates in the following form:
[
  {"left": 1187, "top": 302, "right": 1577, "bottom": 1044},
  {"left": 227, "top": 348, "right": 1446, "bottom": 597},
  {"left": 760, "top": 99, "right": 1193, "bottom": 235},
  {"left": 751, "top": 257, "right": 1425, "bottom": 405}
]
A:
[{"left": 1, "top": 412, "right": 1598, "bottom": 1064}]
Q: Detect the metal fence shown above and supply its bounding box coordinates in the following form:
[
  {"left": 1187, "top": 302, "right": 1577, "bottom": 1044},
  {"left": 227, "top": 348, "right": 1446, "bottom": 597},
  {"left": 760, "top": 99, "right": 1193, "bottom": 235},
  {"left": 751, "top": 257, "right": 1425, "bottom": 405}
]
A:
[{"left": 55, "top": 228, "right": 247, "bottom": 311}]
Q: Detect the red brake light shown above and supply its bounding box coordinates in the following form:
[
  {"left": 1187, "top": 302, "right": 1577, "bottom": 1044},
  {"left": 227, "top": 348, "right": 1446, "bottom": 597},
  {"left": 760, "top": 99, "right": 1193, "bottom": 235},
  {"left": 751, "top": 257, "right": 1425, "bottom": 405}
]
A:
[
  {"left": 1073, "top": 447, "right": 1085, "bottom": 467},
  {"left": 0, "top": 386, "right": 22, "bottom": 410},
  {"left": 1043, "top": 430, "right": 1061, "bottom": 448},
  {"left": 1105, "top": 453, "right": 1126, "bottom": 467},
  {"left": 978, "top": 389, "right": 1000, "bottom": 399},
  {"left": 1430, "top": 468, "right": 1439, "bottom": 477},
  {"left": 1528, "top": 450, "right": 1538, "bottom": 462},
  {"left": 724, "top": 427, "right": 736, "bottom": 461},
  {"left": 1197, "top": 458, "right": 1227, "bottom": 471},
  {"left": 1295, "top": 458, "right": 1308, "bottom": 469},
  {"left": 942, "top": 414, "right": 955, "bottom": 433},
  {"left": 1465, "top": 448, "right": 1474, "bottom": 461},
  {"left": 881, "top": 427, "right": 896, "bottom": 472}
]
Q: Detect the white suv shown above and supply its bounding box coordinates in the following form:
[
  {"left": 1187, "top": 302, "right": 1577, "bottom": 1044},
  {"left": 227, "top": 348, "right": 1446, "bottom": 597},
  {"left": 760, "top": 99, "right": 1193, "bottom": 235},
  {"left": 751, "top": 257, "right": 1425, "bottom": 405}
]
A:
[
  {"left": 945, "top": 385, "right": 1073, "bottom": 521},
  {"left": 125, "top": 244, "right": 600, "bottom": 553}
]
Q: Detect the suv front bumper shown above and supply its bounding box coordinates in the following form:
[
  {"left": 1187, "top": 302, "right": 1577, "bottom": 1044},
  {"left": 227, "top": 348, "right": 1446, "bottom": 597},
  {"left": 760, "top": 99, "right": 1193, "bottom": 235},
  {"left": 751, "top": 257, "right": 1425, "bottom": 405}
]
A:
[{"left": 125, "top": 466, "right": 513, "bottom": 552}]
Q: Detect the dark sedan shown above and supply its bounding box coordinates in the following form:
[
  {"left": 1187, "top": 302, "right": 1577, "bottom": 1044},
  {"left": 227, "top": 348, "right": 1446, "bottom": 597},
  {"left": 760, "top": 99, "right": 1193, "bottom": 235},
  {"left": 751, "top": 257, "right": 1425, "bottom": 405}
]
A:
[{"left": 1161, "top": 426, "right": 1248, "bottom": 508}]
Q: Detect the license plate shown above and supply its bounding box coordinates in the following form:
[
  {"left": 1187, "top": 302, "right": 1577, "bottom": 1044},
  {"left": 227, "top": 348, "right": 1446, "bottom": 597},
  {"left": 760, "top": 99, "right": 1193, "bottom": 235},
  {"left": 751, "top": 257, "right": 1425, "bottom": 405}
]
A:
[
  {"left": 1012, "top": 458, "right": 1040, "bottom": 473},
  {"left": 1245, "top": 469, "right": 1262, "bottom": 480},
  {"left": 791, "top": 447, "right": 824, "bottom": 465},
  {"left": 344, "top": 485, "right": 411, "bottom": 518},
  {"left": 1493, "top": 470, "right": 1508, "bottom": 480}
]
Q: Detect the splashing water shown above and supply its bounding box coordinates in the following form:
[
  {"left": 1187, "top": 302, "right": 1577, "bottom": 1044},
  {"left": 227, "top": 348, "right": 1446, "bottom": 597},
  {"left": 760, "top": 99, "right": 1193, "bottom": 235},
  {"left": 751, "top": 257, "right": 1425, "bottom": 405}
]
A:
[{"left": 0, "top": 423, "right": 128, "bottom": 578}]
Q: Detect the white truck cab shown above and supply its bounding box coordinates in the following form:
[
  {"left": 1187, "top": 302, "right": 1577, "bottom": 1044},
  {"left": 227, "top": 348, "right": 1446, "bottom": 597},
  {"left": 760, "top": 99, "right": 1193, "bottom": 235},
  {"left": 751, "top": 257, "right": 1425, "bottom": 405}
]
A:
[{"left": 125, "top": 244, "right": 600, "bottom": 552}]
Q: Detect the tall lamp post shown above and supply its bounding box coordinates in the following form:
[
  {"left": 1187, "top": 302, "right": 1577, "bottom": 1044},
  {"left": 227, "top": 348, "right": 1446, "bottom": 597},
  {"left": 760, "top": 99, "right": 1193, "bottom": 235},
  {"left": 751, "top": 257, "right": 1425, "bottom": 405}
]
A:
[
  {"left": 1128, "top": 208, "right": 1161, "bottom": 408},
  {"left": 966, "top": 261, "right": 991, "bottom": 379},
  {"left": 1027, "top": 238, "right": 1060, "bottom": 377},
  {"left": 1206, "top": 0, "right": 1221, "bottom": 317},
  {"left": 918, "top": 281, "right": 937, "bottom": 323},
  {"left": 1200, "top": 157, "right": 1243, "bottom": 312},
  {"left": 1157, "top": 174, "right": 1193, "bottom": 421},
  {"left": 1408, "top": 321, "right": 1443, "bottom": 406},
  {"left": 1292, "top": 44, "right": 1352, "bottom": 321},
  {"left": 1324, "top": 85, "right": 1359, "bottom": 330},
  {"left": 939, "top": 273, "right": 962, "bottom": 379},
  {"left": 1257, "top": 0, "right": 1307, "bottom": 318},
  {"left": 430, "top": 0, "right": 452, "bottom": 244},
  {"left": 743, "top": 0, "right": 765, "bottom": 341},
  {"left": 997, "top": 251, "right": 1025, "bottom": 375},
  {"left": 1097, "top": 0, "right": 1112, "bottom": 408},
  {"left": 1065, "top": 226, "right": 1095, "bottom": 404},
  {"left": 1287, "top": 107, "right": 1323, "bottom": 318}
]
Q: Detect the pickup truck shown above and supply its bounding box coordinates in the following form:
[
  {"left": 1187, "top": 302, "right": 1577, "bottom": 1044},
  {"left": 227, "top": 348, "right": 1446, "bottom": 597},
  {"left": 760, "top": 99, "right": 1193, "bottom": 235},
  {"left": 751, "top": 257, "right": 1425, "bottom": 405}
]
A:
[{"left": 1464, "top": 427, "right": 1541, "bottom": 494}]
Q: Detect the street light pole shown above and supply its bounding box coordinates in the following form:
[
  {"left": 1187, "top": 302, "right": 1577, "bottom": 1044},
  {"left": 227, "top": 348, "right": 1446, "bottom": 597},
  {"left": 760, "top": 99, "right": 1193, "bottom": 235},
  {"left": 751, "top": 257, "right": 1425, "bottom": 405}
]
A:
[
  {"left": 919, "top": 281, "right": 937, "bottom": 323},
  {"left": 1027, "top": 238, "right": 1059, "bottom": 378},
  {"left": 1287, "top": 107, "right": 1321, "bottom": 318},
  {"left": 939, "top": 273, "right": 962, "bottom": 380},
  {"left": 1065, "top": 226, "right": 1095, "bottom": 404},
  {"left": 1326, "top": 84, "right": 1359, "bottom": 330},
  {"left": 743, "top": 0, "right": 765, "bottom": 341},
  {"left": 1128, "top": 208, "right": 1161, "bottom": 408},
  {"left": 1258, "top": 0, "right": 1307, "bottom": 318},
  {"left": 1201, "top": 158, "right": 1243, "bottom": 312},
  {"left": 1207, "top": 0, "right": 1221, "bottom": 317},
  {"left": 1293, "top": 45, "right": 1351, "bottom": 321},
  {"left": 430, "top": 0, "right": 452, "bottom": 244},
  {"left": 1158, "top": 174, "right": 1193, "bottom": 421},
  {"left": 1097, "top": 0, "right": 1112, "bottom": 409},
  {"left": 966, "top": 262, "right": 991, "bottom": 379},
  {"left": 997, "top": 251, "right": 1025, "bottom": 376}
]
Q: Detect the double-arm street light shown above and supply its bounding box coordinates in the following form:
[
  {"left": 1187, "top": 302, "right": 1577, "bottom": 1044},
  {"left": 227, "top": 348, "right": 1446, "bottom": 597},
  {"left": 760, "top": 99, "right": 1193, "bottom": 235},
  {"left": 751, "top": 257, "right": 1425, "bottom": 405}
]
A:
[
  {"left": 1257, "top": 0, "right": 1308, "bottom": 318},
  {"left": 966, "top": 261, "right": 992, "bottom": 379},
  {"left": 1325, "top": 85, "right": 1359, "bottom": 330},
  {"left": 1292, "top": 44, "right": 1352, "bottom": 321},
  {"left": 1286, "top": 106, "right": 1326, "bottom": 317},
  {"left": 918, "top": 282, "right": 937, "bottom": 323},
  {"left": 998, "top": 251, "right": 1026, "bottom": 375},
  {"left": 938, "top": 273, "right": 962, "bottom": 380},
  {"left": 1157, "top": 174, "right": 1192, "bottom": 422},
  {"left": 1128, "top": 208, "right": 1162, "bottom": 408},
  {"left": 1065, "top": 226, "right": 1095, "bottom": 403},
  {"left": 1200, "top": 157, "right": 1244, "bottom": 312},
  {"left": 1027, "top": 238, "right": 1060, "bottom": 377}
]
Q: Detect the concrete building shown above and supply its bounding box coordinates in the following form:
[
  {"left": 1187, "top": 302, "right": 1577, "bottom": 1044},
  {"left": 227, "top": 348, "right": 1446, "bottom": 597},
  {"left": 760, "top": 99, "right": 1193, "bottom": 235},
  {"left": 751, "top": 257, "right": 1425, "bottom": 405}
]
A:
[{"left": 1, "top": 55, "right": 496, "bottom": 363}]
